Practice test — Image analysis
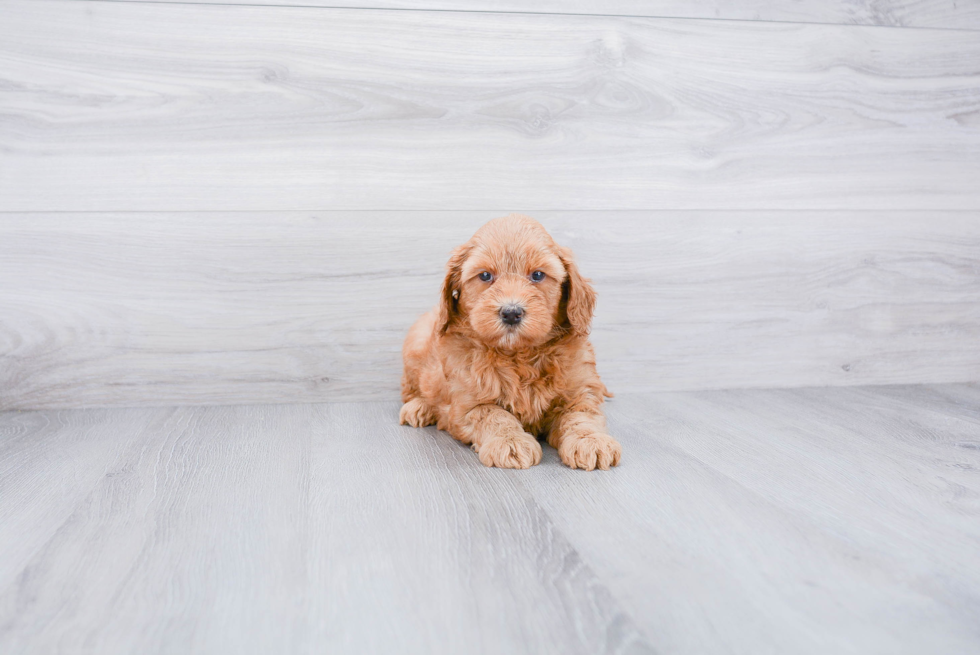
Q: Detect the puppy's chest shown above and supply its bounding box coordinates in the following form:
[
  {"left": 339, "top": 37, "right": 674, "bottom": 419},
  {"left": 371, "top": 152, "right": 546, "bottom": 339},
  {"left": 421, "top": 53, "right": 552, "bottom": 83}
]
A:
[{"left": 490, "top": 361, "right": 558, "bottom": 426}]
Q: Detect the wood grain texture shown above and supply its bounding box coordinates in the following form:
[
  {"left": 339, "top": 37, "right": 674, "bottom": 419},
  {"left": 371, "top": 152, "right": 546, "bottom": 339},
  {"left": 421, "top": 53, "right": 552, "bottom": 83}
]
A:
[
  {"left": 3, "top": 0, "right": 980, "bottom": 212},
  {"left": 94, "top": 0, "right": 980, "bottom": 31},
  {"left": 0, "top": 402, "right": 653, "bottom": 655},
  {"left": 519, "top": 384, "right": 980, "bottom": 654},
  {"left": 2, "top": 211, "right": 978, "bottom": 410},
  {"left": 2, "top": 385, "right": 978, "bottom": 653}
]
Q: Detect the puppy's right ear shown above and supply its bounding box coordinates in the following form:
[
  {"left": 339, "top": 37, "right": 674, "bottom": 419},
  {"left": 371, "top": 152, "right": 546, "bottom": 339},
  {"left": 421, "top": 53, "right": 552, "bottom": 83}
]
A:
[{"left": 438, "top": 244, "right": 470, "bottom": 333}]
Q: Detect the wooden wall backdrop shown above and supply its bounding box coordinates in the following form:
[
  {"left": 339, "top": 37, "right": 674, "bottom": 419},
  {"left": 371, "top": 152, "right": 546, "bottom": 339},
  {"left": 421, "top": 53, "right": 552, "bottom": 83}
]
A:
[
  {"left": 1, "top": 0, "right": 978, "bottom": 409},
  {"left": 5, "top": 1, "right": 980, "bottom": 212},
  {"left": 98, "top": 0, "right": 980, "bottom": 30}
]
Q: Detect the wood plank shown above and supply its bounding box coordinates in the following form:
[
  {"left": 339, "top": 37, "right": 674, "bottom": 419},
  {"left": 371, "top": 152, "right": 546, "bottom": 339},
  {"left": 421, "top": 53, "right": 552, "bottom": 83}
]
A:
[
  {"left": 519, "top": 385, "right": 980, "bottom": 654},
  {"left": 3, "top": 1, "right": 980, "bottom": 212},
  {"left": 2, "top": 386, "right": 978, "bottom": 652},
  {"left": 861, "top": 381, "right": 980, "bottom": 424},
  {"left": 304, "top": 402, "right": 652, "bottom": 654},
  {"left": 0, "top": 402, "right": 653, "bottom": 654},
  {"left": 0, "top": 407, "right": 172, "bottom": 593},
  {"left": 96, "top": 0, "right": 980, "bottom": 31},
  {"left": 2, "top": 210, "right": 977, "bottom": 410}
]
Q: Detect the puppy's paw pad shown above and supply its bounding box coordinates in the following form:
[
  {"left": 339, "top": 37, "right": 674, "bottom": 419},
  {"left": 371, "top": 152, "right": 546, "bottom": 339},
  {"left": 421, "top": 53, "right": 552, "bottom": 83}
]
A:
[
  {"left": 399, "top": 398, "right": 435, "bottom": 427},
  {"left": 559, "top": 434, "right": 622, "bottom": 471},
  {"left": 478, "top": 434, "right": 543, "bottom": 469}
]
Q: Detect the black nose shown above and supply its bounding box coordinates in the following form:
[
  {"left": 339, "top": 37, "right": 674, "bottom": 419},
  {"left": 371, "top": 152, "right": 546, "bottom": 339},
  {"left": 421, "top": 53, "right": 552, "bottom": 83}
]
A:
[{"left": 499, "top": 305, "right": 524, "bottom": 326}]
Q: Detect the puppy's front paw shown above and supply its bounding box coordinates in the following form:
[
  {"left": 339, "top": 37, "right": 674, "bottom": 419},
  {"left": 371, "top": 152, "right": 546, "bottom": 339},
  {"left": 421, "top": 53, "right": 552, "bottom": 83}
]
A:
[
  {"left": 478, "top": 433, "right": 542, "bottom": 469},
  {"left": 559, "top": 433, "right": 622, "bottom": 471},
  {"left": 399, "top": 398, "right": 435, "bottom": 427}
]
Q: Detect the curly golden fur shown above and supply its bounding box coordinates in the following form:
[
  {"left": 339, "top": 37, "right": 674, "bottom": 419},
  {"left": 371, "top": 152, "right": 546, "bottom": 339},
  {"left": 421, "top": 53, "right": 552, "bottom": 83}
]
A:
[{"left": 399, "top": 214, "right": 622, "bottom": 470}]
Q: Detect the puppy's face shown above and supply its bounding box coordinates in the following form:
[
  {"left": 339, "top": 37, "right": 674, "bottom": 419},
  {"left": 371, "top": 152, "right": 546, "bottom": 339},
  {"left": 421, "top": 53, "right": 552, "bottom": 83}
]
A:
[
  {"left": 440, "top": 215, "right": 596, "bottom": 350},
  {"left": 458, "top": 233, "right": 566, "bottom": 350}
]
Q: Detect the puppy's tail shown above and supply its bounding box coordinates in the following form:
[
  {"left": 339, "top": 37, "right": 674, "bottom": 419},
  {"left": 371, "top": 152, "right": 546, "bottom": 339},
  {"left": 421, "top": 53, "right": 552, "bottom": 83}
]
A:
[{"left": 602, "top": 384, "right": 615, "bottom": 399}]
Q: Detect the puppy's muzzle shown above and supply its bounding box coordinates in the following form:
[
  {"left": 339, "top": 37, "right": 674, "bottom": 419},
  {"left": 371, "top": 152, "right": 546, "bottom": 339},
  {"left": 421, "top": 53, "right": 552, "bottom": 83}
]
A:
[{"left": 499, "top": 304, "right": 525, "bottom": 326}]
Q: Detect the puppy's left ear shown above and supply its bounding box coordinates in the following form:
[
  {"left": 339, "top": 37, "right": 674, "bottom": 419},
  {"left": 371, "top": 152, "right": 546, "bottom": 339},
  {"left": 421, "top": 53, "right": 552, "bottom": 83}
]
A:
[
  {"left": 438, "top": 243, "right": 470, "bottom": 333},
  {"left": 557, "top": 245, "right": 597, "bottom": 336}
]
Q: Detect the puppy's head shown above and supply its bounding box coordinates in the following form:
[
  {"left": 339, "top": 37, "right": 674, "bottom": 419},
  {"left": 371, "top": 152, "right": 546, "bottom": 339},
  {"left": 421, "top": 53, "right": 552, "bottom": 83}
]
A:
[{"left": 438, "top": 214, "right": 596, "bottom": 350}]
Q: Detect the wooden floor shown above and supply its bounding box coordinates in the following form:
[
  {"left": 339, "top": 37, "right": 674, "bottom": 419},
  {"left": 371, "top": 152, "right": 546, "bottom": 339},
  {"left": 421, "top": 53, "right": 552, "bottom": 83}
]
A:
[{"left": 2, "top": 383, "right": 978, "bottom": 654}]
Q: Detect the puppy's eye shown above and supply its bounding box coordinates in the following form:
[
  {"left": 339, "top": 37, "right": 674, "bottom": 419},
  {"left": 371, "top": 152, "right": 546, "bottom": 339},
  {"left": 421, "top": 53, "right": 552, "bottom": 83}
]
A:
[
  {"left": 530, "top": 270, "right": 546, "bottom": 282},
  {"left": 478, "top": 271, "right": 493, "bottom": 282}
]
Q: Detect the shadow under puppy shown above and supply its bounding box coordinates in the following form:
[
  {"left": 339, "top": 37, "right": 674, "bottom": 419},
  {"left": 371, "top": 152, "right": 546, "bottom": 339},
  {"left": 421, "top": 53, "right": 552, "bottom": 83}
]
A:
[{"left": 400, "top": 214, "right": 621, "bottom": 470}]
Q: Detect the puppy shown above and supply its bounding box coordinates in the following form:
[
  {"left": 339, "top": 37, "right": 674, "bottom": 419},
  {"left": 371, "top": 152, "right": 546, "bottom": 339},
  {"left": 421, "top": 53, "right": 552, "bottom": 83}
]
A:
[{"left": 399, "top": 214, "right": 621, "bottom": 471}]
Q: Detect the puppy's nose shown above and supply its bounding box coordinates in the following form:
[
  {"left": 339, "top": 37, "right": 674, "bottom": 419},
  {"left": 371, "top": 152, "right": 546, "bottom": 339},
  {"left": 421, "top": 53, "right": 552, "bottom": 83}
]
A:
[{"left": 499, "top": 304, "right": 524, "bottom": 326}]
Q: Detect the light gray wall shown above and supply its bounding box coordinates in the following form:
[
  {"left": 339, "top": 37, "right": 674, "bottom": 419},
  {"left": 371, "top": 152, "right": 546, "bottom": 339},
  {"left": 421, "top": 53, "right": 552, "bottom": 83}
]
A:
[
  {"left": 1, "top": 0, "right": 978, "bottom": 409},
  {"left": 91, "top": 0, "right": 980, "bottom": 30}
]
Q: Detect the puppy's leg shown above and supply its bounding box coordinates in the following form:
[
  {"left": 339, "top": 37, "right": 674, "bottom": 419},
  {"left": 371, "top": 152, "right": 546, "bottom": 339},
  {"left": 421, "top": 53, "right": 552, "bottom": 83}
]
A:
[
  {"left": 548, "top": 404, "right": 621, "bottom": 471},
  {"left": 455, "top": 405, "right": 542, "bottom": 469},
  {"left": 399, "top": 397, "right": 436, "bottom": 427},
  {"left": 400, "top": 309, "right": 438, "bottom": 428}
]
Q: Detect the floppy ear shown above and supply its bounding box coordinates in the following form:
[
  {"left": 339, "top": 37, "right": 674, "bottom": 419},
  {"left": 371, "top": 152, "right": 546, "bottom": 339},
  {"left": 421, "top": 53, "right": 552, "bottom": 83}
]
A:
[
  {"left": 437, "top": 243, "right": 470, "bottom": 333},
  {"left": 557, "top": 245, "right": 597, "bottom": 336}
]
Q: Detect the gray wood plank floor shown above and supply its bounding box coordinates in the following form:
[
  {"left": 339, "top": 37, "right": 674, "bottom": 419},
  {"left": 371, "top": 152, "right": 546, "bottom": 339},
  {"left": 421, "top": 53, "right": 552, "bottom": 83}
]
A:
[
  {"left": 2, "top": 384, "right": 978, "bottom": 654},
  {"left": 2, "top": 211, "right": 978, "bottom": 410},
  {"left": 4, "top": 1, "right": 980, "bottom": 212}
]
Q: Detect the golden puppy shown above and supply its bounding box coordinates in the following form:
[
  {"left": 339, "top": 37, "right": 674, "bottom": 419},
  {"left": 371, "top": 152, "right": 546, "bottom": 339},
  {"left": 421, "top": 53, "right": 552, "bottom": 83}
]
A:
[{"left": 399, "top": 214, "right": 621, "bottom": 470}]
